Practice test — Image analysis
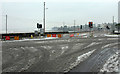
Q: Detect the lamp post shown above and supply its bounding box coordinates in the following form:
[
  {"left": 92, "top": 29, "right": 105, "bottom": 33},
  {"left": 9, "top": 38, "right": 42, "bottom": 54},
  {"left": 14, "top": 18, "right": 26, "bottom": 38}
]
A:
[
  {"left": 6, "top": 15, "right": 7, "bottom": 34},
  {"left": 43, "top": 2, "right": 45, "bottom": 36},
  {"left": 43, "top": 2, "right": 48, "bottom": 36}
]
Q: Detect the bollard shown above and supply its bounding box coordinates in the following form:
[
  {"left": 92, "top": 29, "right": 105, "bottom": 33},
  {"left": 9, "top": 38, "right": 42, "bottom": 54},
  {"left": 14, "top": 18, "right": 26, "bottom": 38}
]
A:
[{"left": 31, "top": 35, "right": 33, "bottom": 39}]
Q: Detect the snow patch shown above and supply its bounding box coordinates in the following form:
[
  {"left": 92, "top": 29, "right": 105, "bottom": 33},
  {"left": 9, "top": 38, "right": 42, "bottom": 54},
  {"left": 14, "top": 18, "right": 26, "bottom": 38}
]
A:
[
  {"left": 102, "top": 43, "right": 118, "bottom": 49},
  {"left": 64, "top": 49, "right": 96, "bottom": 72},
  {"left": 76, "top": 49, "right": 96, "bottom": 62},
  {"left": 98, "top": 39, "right": 104, "bottom": 40},
  {"left": 86, "top": 42, "right": 100, "bottom": 48},
  {"left": 2, "top": 37, "right": 58, "bottom": 42},
  {"left": 107, "top": 38, "right": 118, "bottom": 40},
  {"left": 41, "top": 46, "right": 52, "bottom": 50},
  {"left": 61, "top": 46, "right": 68, "bottom": 54},
  {"left": 100, "top": 51, "right": 119, "bottom": 72},
  {"left": 104, "top": 34, "right": 120, "bottom": 37}
]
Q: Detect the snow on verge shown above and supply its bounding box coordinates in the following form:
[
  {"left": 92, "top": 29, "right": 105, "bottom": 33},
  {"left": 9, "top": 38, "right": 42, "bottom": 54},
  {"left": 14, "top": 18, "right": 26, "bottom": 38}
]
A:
[
  {"left": 104, "top": 34, "right": 120, "bottom": 37},
  {"left": 100, "top": 51, "right": 119, "bottom": 72},
  {"left": 64, "top": 49, "right": 96, "bottom": 72},
  {"left": 2, "top": 37, "right": 58, "bottom": 42}
]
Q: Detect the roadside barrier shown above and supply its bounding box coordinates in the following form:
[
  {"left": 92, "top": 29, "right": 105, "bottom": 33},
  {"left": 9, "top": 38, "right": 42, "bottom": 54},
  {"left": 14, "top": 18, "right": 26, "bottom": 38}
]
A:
[
  {"left": 2, "top": 36, "right": 20, "bottom": 40},
  {"left": 14, "top": 36, "right": 19, "bottom": 40},
  {"left": 52, "top": 34, "right": 56, "bottom": 37},
  {"left": 5, "top": 36, "right": 10, "bottom": 40},
  {"left": 70, "top": 33, "right": 88, "bottom": 38},
  {"left": 70, "top": 34, "right": 74, "bottom": 37},
  {"left": 47, "top": 34, "right": 62, "bottom": 38},
  {"left": 47, "top": 34, "right": 52, "bottom": 37},
  {"left": 58, "top": 34, "right": 62, "bottom": 38}
]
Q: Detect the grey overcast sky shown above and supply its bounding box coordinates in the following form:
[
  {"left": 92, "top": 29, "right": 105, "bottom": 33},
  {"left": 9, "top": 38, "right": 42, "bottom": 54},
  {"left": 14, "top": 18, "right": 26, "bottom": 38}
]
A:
[{"left": 1, "top": 0, "right": 120, "bottom": 33}]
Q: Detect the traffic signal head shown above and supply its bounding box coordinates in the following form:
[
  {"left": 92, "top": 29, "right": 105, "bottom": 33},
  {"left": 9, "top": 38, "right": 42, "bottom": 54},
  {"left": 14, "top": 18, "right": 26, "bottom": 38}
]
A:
[
  {"left": 89, "top": 22, "right": 93, "bottom": 28},
  {"left": 106, "top": 26, "right": 110, "bottom": 29},
  {"left": 80, "top": 25, "right": 82, "bottom": 29},
  {"left": 37, "top": 23, "right": 42, "bottom": 28}
]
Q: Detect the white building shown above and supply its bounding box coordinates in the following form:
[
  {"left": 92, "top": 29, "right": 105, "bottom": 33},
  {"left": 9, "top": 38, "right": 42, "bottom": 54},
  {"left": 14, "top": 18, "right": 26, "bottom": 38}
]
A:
[{"left": 118, "top": 1, "right": 120, "bottom": 23}]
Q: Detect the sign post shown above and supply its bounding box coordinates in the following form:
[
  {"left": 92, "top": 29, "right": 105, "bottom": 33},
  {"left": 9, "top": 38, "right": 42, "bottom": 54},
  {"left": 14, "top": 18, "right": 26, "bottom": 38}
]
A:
[{"left": 37, "top": 23, "right": 42, "bottom": 37}]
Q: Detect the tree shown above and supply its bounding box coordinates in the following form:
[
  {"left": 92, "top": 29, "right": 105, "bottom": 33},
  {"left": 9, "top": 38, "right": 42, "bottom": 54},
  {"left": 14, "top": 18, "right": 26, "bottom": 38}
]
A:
[{"left": 115, "top": 23, "right": 120, "bottom": 32}]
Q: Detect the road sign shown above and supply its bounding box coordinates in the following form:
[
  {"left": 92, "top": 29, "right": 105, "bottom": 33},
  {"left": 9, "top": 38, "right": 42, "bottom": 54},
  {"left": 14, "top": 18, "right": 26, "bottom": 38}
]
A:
[
  {"left": 40, "top": 28, "right": 44, "bottom": 34},
  {"left": 34, "top": 31, "right": 38, "bottom": 35}
]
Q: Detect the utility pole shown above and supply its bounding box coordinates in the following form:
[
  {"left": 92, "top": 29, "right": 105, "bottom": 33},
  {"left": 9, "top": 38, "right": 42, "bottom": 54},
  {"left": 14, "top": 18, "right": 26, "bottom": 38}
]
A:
[
  {"left": 43, "top": 2, "right": 45, "bottom": 35},
  {"left": 6, "top": 15, "right": 7, "bottom": 34},
  {"left": 112, "top": 16, "right": 115, "bottom": 33},
  {"left": 74, "top": 20, "right": 75, "bottom": 34}
]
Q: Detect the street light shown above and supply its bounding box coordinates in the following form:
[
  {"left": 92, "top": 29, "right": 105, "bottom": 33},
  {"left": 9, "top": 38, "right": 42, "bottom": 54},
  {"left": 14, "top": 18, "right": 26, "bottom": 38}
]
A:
[{"left": 43, "top": 2, "right": 48, "bottom": 36}]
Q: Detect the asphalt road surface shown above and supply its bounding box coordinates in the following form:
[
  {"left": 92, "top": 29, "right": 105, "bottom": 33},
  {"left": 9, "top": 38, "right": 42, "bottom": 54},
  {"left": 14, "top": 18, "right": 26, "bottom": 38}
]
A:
[{"left": 1, "top": 32, "right": 120, "bottom": 73}]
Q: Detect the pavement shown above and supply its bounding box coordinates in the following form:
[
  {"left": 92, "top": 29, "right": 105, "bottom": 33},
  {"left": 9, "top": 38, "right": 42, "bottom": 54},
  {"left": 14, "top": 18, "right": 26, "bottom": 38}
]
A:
[{"left": 1, "top": 31, "right": 120, "bottom": 73}]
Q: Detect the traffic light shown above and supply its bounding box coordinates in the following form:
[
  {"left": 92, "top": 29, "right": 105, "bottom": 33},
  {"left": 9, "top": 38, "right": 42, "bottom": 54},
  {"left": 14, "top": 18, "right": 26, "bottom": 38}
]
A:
[
  {"left": 106, "top": 26, "right": 110, "bottom": 29},
  {"left": 80, "top": 25, "right": 82, "bottom": 29},
  {"left": 37, "top": 23, "right": 42, "bottom": 28},
  {"left": 89, "top": 22, "right": 93, "bottom": 28}
]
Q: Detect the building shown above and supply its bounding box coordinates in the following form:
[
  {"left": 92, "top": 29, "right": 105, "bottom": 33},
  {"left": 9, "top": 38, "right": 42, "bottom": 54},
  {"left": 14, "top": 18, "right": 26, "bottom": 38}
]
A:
[{"left": 118, "top": 1, "right": 120, "bottom": 23}]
